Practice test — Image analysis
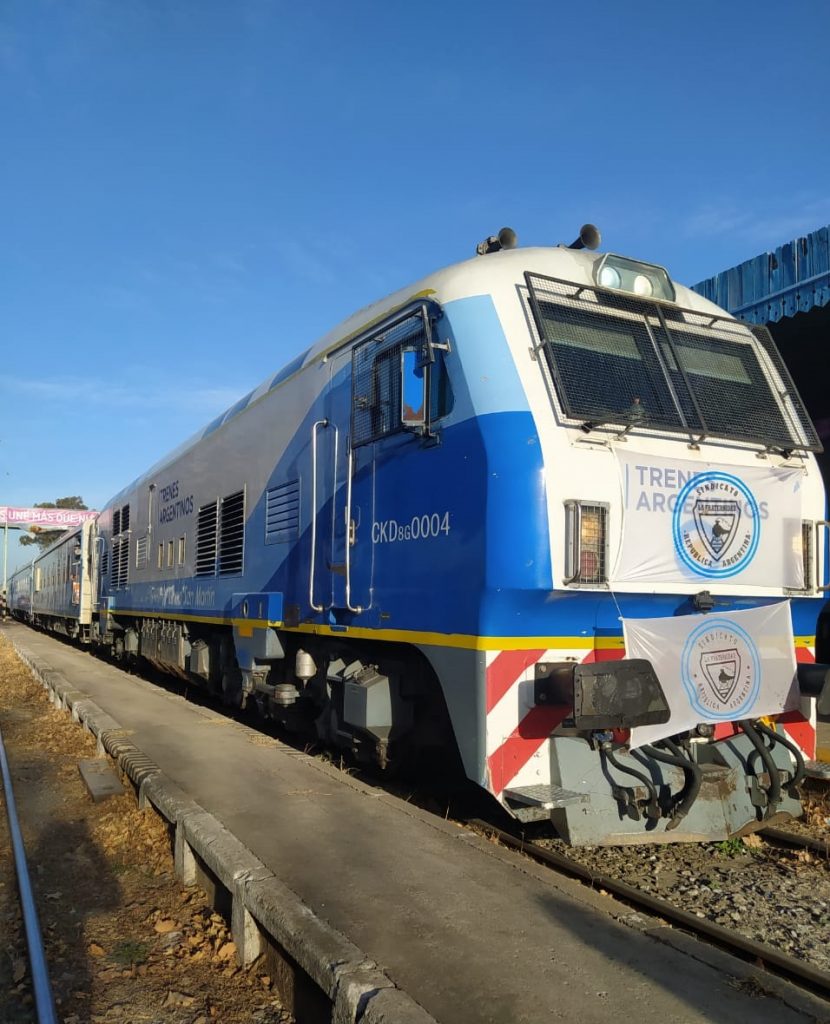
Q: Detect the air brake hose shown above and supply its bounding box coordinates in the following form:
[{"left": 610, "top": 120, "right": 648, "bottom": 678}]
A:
[
  {"left": 660, "top": 738, "right": 703, "bottom": 828},
  {"left": 640, "top": 741, "right": 703, "bottom": 831},
  {"left": 602, "top": 746, "right": 661, "bottom": 820},
  {"left": 739, "top": 720, "right": 782, "bottom": 817},
  {"left": 753, "top": 719, "right": 806, "bottom": 791}
]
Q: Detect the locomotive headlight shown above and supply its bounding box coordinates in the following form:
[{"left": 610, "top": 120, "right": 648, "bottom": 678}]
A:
[
  {"left": 598, "top": 265, "right": 621, "bottom": 290},
  {"left": 564, "top": 501, "right": 608, "bottom": 585},
  {"left": 594, "top": 254, "right": 675, "bottom": 302},
  {"left": 633, "top": 274, "right": 653, "bottom": 297}
]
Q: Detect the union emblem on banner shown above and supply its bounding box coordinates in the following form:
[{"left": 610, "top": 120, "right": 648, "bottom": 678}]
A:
[
  {"left": 625, "top": 601, "right": 799, "bottom": 748},
  {"left": 613, "top": 452, "right": 805, "bottom": 588}
]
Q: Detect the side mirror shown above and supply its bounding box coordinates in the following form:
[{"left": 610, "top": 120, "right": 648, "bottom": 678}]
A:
[{"left": 401, "top": 348, "right": 426, "bottom": 430}]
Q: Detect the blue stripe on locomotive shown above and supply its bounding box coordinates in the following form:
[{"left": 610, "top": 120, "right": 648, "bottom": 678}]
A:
[{"left": 106, "top": 291, "right": 824, "bottom": 644}]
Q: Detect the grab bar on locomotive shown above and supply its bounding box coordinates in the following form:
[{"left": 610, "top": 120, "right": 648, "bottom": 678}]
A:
[
  {"left": 815, "top": 520, "right": 830, "bottom": 592},
  {"left": 309, "top": 418, "right": 330, "bottom": 613},
  {"left": 343, "top": 447, "right": 363, "bottom": 614}
]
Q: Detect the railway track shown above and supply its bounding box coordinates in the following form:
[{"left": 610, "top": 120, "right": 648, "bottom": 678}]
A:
[
  {"left": 11, "top": 625, "right": 830, "bottom": 1006},
  {"left": 760, "top": 825, "right": 830, "bottom": 858},
  {"left": 0, "top": 722, "right": 58, "bottom": 1024},
  {"left": 468, "top": 819, "right": 830, "bottom": 1000}
]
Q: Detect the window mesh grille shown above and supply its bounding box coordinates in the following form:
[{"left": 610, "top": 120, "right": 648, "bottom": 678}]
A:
[
  {"left": 218, "top": 490, "right": 245, "bottom": 576},
  {"left": 526, "top": 272, "right": 821, "bottom": 452},
  {"left": 266, "top": 481, "right": 300, "bottom": 544},
  {"left": 352, "top": 309, "right": 429, "bottom": 447},
  {"left": 195, "top": 501, "right": 218, "bottom": 577},
  {"left": 749, "top": 324, "right": 821, "bottom": 451}
]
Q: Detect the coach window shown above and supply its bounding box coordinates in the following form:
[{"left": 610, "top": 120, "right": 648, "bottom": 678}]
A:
[
  {"left": 157, "top": 543, "right": 164, "bottom": 570},
  {"left": 178, "top": 536, "right": 186, "bottom": 566},
  {"left": 167, "top": 539, "right": 174, "bottom": 568}
]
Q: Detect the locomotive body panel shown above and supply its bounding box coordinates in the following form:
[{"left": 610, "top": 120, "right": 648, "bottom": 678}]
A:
[{"left": 11, "top": 241, "right": 828, "bottom": 843}]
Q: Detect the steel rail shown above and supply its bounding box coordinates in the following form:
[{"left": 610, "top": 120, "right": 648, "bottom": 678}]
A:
[
  {"left": 760, "top": 825, "right": 830, "bottom": 858},
  {"left": 0, "top": 724, "right": 59, "bottom": 1024},
  {"left": 469, "top": 819, "right": 830, "bottom": 999}
]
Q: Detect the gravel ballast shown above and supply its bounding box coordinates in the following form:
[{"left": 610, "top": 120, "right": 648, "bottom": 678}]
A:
[{"left": 534, "top": 815, "right": 830, "bottom": 972}]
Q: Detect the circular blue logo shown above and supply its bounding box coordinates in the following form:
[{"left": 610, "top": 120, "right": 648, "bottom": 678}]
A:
[
  {"left": 672, "top": 471, "right": 760, "bottom": 579},
  {"left": 680, "top": 616, "right": 761, "bottom": 720}
]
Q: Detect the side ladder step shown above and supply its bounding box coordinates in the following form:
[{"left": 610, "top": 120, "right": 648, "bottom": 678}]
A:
[
  {"left": 805, "top": 760, "right": 830, "bottom": 781},
  {"left": 503, "top": 784, "right": 587, "bottom": 809}
]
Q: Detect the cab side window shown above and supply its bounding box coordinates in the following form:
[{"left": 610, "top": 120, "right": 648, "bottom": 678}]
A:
[{"left": 351, "top": 303, "right": 448, "bottom": 447}]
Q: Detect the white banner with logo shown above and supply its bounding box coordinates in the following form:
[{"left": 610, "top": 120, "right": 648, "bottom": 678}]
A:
[
  {"left": 612, "top": 451, "right": 805, "bottom": 588},
  {"left": 626, "top": 602, "right": 799, "bottom": 748}
]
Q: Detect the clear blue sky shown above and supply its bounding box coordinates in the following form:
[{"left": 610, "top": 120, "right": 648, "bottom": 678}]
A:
[{"left": 2, "top": 0, "right": 829, "bottom": 570}]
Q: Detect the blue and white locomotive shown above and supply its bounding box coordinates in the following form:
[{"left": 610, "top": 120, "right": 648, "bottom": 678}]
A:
[{"left": 11, "top": 226, "right": 829, "bottom": 844}]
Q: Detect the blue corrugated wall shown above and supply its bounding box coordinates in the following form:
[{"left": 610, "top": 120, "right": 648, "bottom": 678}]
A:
[{"left": 691, "top": 225, "right": 830, "bottom": 323}]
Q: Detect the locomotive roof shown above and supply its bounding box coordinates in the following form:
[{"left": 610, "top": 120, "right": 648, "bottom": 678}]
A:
[{"left": 105, "top": 246, "right": 730, "bottom": 509}]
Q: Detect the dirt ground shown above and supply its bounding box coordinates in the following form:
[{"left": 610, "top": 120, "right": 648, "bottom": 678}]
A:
[{"left": 0, "top": 634, "right": 293, "bottom": 1024}]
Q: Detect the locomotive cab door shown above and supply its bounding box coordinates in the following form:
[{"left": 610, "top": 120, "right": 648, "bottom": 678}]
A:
[
  {"left": 317, "top": 302, "right": 438, "bottom": 620},
  {"left": 327, "top": 349, "right": 373, "bottom": 615}
]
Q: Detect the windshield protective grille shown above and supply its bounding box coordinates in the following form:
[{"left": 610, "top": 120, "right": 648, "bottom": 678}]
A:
[{"left": 525, "top": 272, "right": 821, "bottom": 452}]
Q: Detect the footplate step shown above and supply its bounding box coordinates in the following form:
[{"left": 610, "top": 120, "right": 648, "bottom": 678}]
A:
[
  {"left": 503, "top": 784, "right": 587, "bottom": 809},
  {"left": 805, "top": 760, "right": 830, "bottom": 781}
]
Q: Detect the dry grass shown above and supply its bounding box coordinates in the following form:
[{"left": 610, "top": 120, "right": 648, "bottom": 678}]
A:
[{"left": 0, "top": 632, "right": 292, "bottom": 1024}]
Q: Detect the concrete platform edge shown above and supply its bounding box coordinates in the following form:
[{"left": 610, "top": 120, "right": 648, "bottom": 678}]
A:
[{"left": 8, "top": 636, "right": 438, "bottom": 1024}]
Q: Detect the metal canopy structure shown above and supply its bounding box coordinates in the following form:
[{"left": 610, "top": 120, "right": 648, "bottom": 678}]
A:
[
  {"left": 692, "top": 225, "right": 830, "bottom": 475},
  {"left": 691, "top": 225, "right": 830, "bottom": 324}
]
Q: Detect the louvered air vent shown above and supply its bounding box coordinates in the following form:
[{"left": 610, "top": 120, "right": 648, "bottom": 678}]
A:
[
  {"left": 111, "top": 536, "right": 129, "bottom": 589},
  {"left": 265, "top": 481, "right": 300, "bottom": 544},
  {"left": 136, "top": 535, "right": 149, "bottom": 570},
  {"left": 218, "top": 490, "right": 245, "bottom": 576},
  {"left": 195, "top": 501, "right": 218, "bottom": 577},
  {"left": 118, "top": 535, "right": 129, "bottom": 588}
]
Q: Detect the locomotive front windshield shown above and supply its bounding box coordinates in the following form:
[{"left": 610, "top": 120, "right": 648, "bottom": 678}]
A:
[{"left": 526, "top": 272, "right": 821, "bottom": 452}]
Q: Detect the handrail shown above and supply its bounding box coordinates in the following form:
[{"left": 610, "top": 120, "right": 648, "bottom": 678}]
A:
[
  {"left": 816, "top": 520, "right": 830, "bottom": 593},
  {"left": 309, "top": 419, "right": 329, "bottom": 612},
  {"left": 0, "top": 725, "right": 58, "bottom": 1024},
  {"left": 344, "top": 448, "right": 364, "bottom": 614}
]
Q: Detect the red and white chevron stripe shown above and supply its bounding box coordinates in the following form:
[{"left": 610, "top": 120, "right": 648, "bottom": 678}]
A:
[{"left": 484, "top": 642, "right": 817, "bottom": 799}]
